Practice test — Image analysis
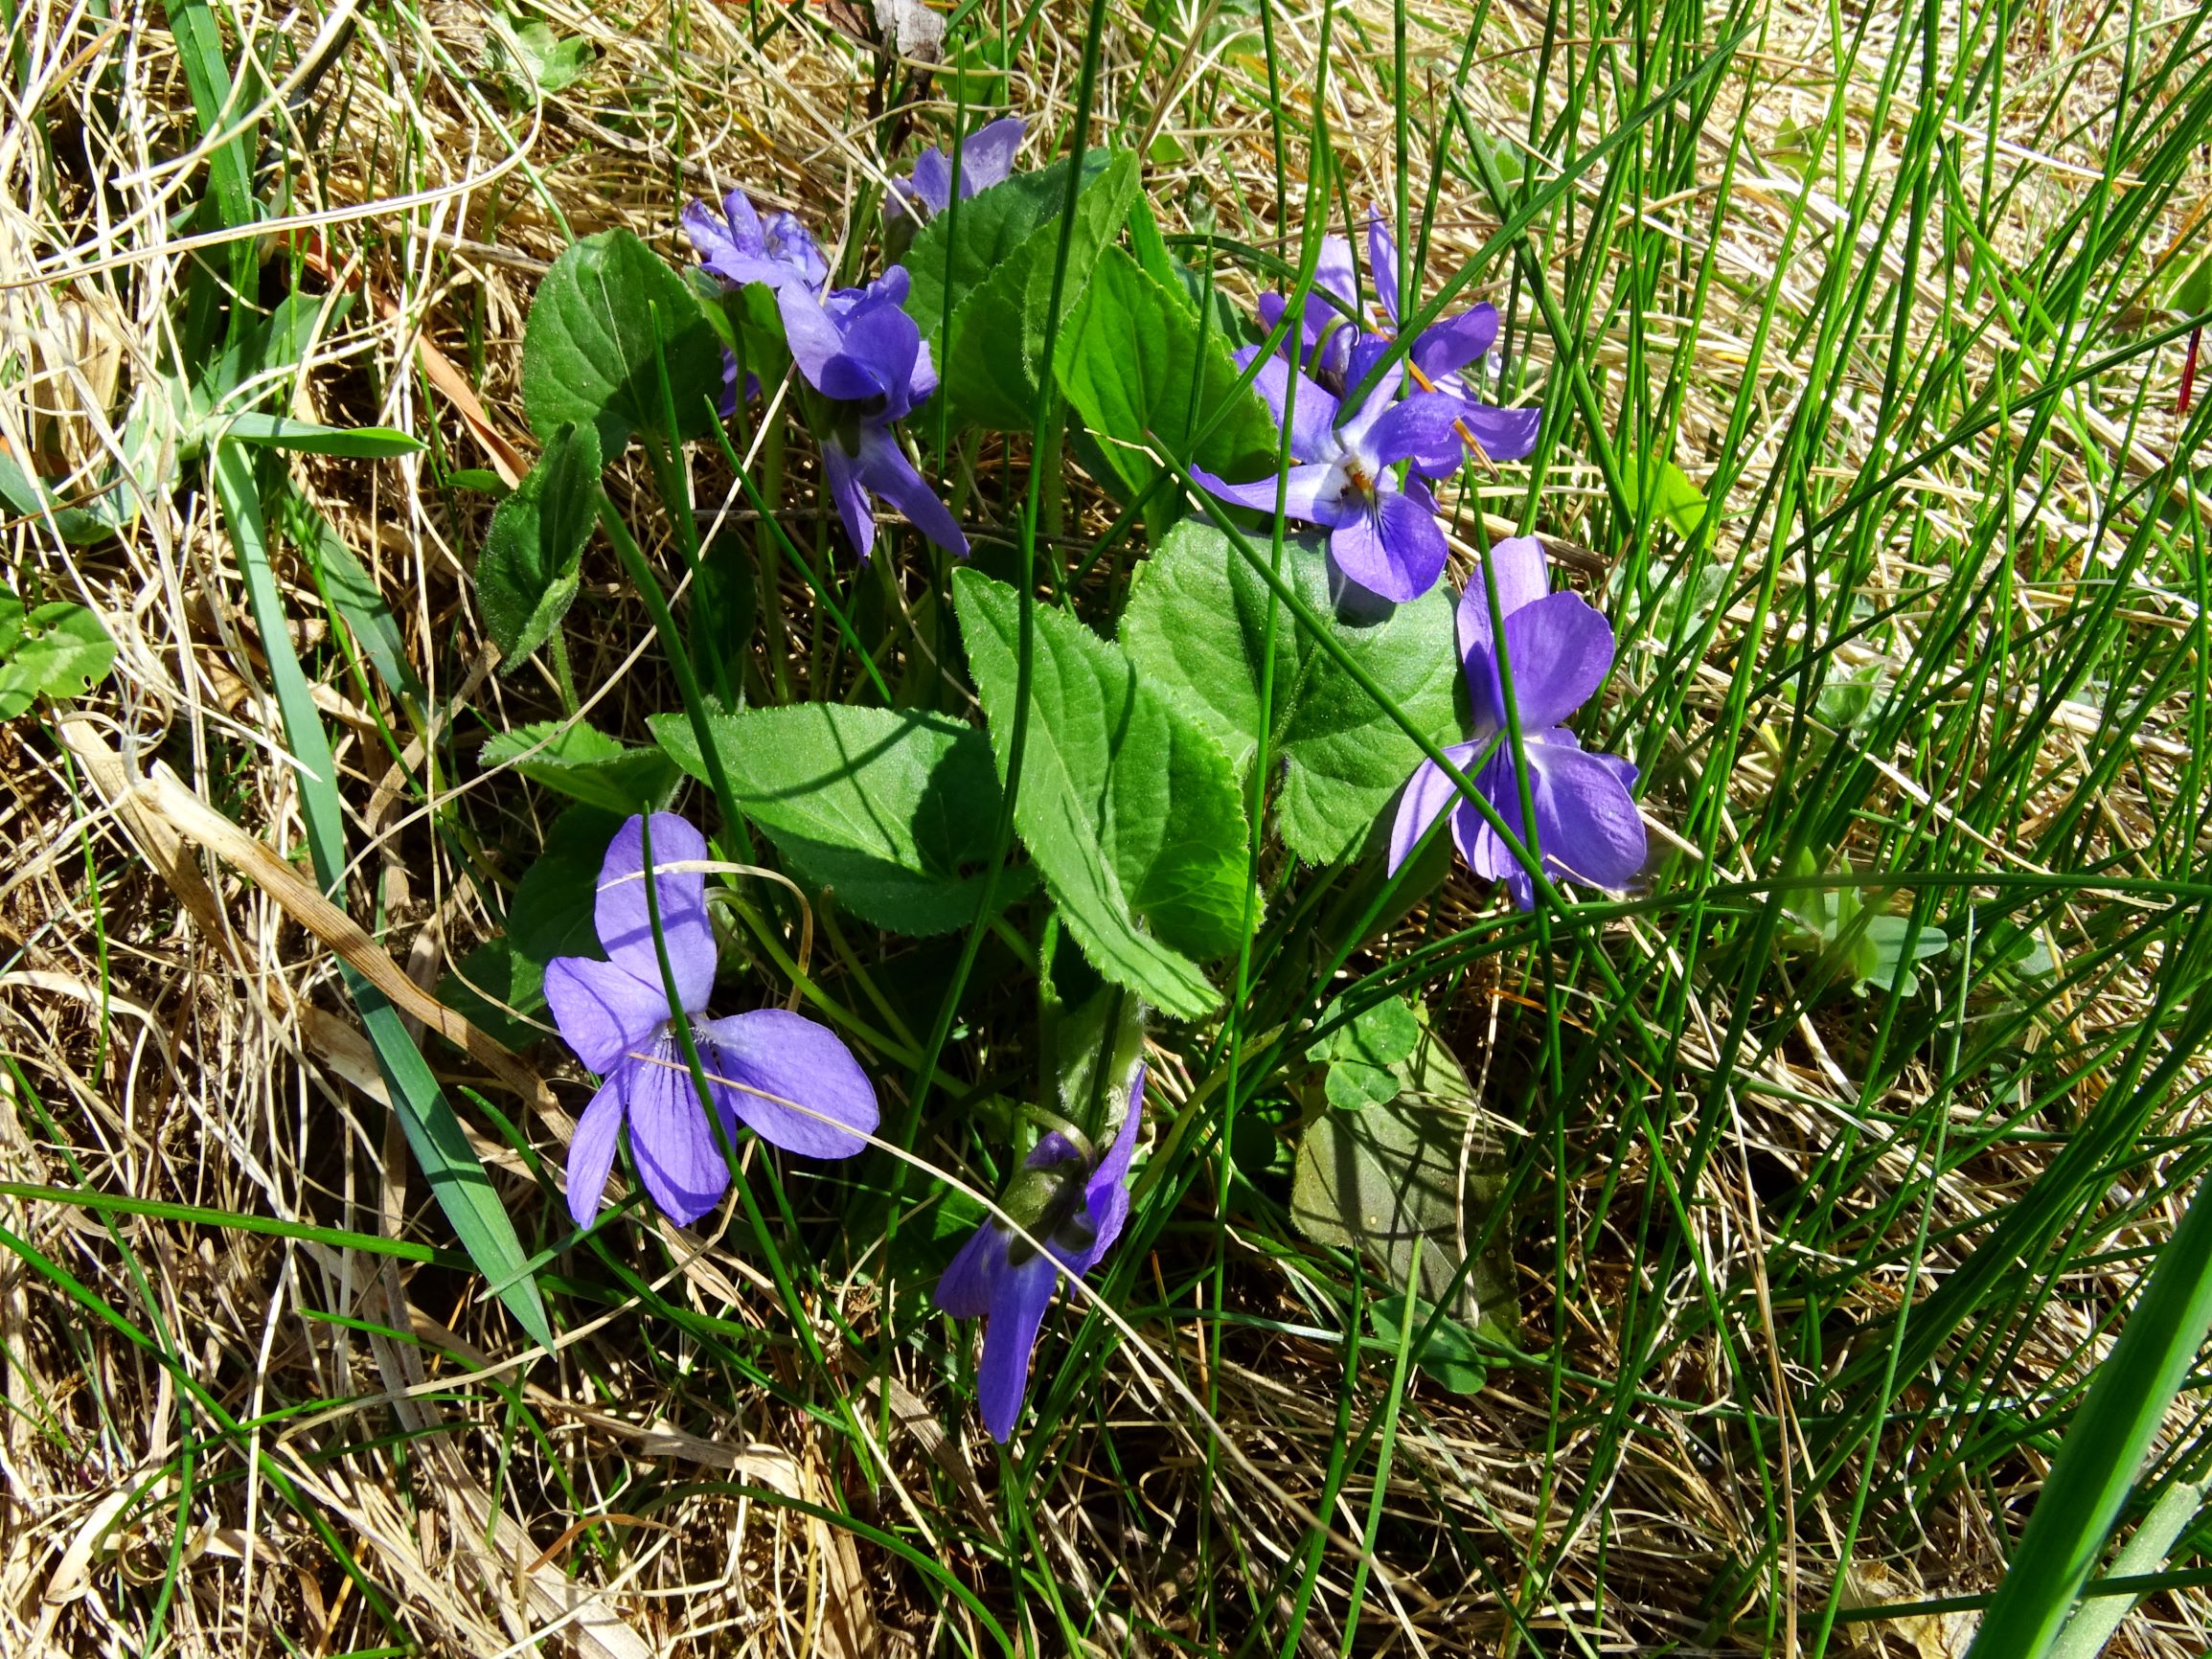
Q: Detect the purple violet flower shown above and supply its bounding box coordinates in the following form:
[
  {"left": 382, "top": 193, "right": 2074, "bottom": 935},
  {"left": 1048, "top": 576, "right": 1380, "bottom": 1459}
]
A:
[
  {"left": 545, "top": 812, "right": 879, "bottom": 1226},
  {"left": 1191, "top": 335, "right": 1466, "bottom": 602},
  {"left": 682, "top": 191, "right": 832, "bottom": 296},
  {"left": 775, "top": 265, "right": 969, "bottom": 559},
  {"left": 1365, "top": 210, "right": 1540, "bottom": 466},
  {"left": 888, "top": 116, "right": 1026, "bottom": 226},
  {"left": 934, "top": 1062, "right": 1146, "bottom": 1443},
  {"left": 1387, "top": 537, "right": 1646, "bottom": 908},
  {"left": 682, "top": 191, "right": 833, "bottom": 412}
]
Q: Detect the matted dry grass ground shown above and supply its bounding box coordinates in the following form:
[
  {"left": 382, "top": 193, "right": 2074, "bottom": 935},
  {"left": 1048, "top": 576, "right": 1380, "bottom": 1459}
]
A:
[{"left": 1, "top": 0, "right": 2208, "bottom": 1653}]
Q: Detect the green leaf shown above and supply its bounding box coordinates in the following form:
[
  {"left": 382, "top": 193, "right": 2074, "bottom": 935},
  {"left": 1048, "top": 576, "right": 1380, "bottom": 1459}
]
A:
[
  {"left": 218, "top": 411, "right": 425, "bottom": 457},
  {"left": 952, "top": 566, "right": 1248, "bottom": 1019},
  {"left": 1309, "top": 992, "right": 1421, "bottom": 1067},
  {"left": 481, "top": 720, "right": 680, "bottom": 815},
  {"left": 506, "top": 804, "right": 623, "bottom": 966},
  {"left": 499, "top": 14, "right": 594, "bottom": 92},
  {"left": 1121, "top": 519, "right": 1462, "bottom": 863},
  {"left": 1618, "top": 453, "right": 1709, "bottom": 537},
  {"left": 1057, "top": 244, "right": 1279, "bottom": 506},
  {"left": 477, "top": 421, "right": 602, "bottom": 669},
  {"left": 1291, "top": 1018, "right": 1514, "bottom": 1324},
  {"left": 1369, "top": 1294, "right": 1490, "bottom": 1393},
  {"left": 439, "top": 941, "right": 548, "bottom": 1052},
  {"left": 1325, "top": 1060, "right": 1400, "bottom": 1111},
  {"left": 0, "top": 450, "right": 109, "bottom": 545},
  {"left": 649, "top": 702, "right": 1026, "bottom": 936},
  {"left": 935, "top": 149, "right": 1140, "bottom": 431},
  {"left": 0, "top": 602, "right": 117, "bottom": 718},
  {"left": 520, "top": 229, "right": 722, "bottom": 455},
  {"left": 1859, "top": 914, "right": 1950, "bottom": 996},
  {"left": 901, "top": 160, "right": 1085, "bottom": 346}
]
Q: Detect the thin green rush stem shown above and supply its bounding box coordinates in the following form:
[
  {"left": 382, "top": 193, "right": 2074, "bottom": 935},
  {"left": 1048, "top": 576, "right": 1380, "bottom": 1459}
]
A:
[
  {"left": 884, "top": 0, "right": 1113, "bottom": 1205},
  {"left": 1205, "top": 29, "right": 1335, "bottom": 1648}
]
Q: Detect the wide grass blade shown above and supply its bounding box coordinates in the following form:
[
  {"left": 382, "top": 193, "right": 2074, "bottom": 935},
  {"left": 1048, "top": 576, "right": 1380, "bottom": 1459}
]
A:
[
  {"left": 210, "top": 443, "right": 554, "bottom": 1348},
  {"left": 1966, "top": 1124, "right": 2212, "bottom": 1658}
]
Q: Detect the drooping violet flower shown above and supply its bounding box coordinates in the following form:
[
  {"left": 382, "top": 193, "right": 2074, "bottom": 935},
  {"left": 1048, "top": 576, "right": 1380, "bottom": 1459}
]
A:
[
  {"left": 934, "top": 1062, "right": 1146, "bottom": 1443},
  {"left": 888, "top": 116, "right": 1026, "bottom": 226},
  {"left": 1387, "top": 537, "right": 1645, "bottom": 908},
  {"left": 774, "top": 265, "right": 969, "bottom": 559},
  {"left": 1365, "top": 210, "right": 1540, "bottom": 466},
  {"left": 1191, "top": 335, "right": 1466, "bottom": 602},
  {"left": 681, "top": 191, "right": 833, "bottom": 411},
  {"left": 545, "top": 813, "right": 878, "bottom": 1226},
  {"left": 682, "top": 190, "right": 832, "bottom": 296},
  {"left": 1255, "top": 233, "right": 1363, "bottom": 394}
]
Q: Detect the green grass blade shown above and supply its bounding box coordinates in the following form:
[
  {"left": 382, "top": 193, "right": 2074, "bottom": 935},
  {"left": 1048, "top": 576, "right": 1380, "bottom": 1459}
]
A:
[
  {"left": 209, "top": 442, "right": 553, "bottom": 1348},
  {"left": 1965, "top": 1121, "right": 2212, "bottom": 1658}
]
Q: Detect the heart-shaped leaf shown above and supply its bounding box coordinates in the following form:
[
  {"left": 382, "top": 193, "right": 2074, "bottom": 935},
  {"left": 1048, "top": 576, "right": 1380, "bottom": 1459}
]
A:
[
  {"left": 1121, "top": 520, "right": 1461, "bottom": 863},
  {"left": 477, "top": 420, "right": 602, "bottom": 670},
  {"left": 481, "top": 720, "right": 680, "bottom": 815},
  {"left": 1056, "top": 243, "right": 1279, "bottom": 509},
  {"left": 953, "top": 566, "right": 1249, "bottom": 1019},
  {"left": 521, "top": 229, "right": 723, "bottom": 454},
  {"left": 650, "top": 702, "right": 1026, "bottom": 936}
]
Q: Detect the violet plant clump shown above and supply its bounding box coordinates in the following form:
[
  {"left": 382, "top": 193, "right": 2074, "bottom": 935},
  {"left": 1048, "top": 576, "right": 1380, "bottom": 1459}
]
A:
[
  {"left": 934, "top": 1061, "right": 1146, "bottom": 1442},
  {"left": 544, "top": 812, "right": 879, "bottom": 1226},
  {"left": 1387, "top": 535, "right": 1647, "bottom": 908}
]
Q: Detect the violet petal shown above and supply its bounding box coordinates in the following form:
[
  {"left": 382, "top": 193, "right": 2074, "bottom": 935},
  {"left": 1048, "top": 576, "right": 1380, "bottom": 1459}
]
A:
[
  {"left": 696, "top": 1007, "right": 878, "bottom": 1159},
  {"left": 595, "top": 813, "right": 716, "bottom": 1011}
]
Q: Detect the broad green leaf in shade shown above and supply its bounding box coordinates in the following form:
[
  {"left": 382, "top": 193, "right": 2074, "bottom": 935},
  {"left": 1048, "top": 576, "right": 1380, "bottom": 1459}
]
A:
[
  {"left": 477, "top": 420, "right": 603, "bottom": 670},
  {"left": 1617, "top": 453, "right": 1709, "bottom": 537},
  {"left": 952, "top": 566, "right": 1248, "bottom": 1019},
  {"left": 1056, "top": 244, "right": 1279, "bottom": 506},
  {"left": 1290, "top": 1016, "right": 1515, "bottom": 1325},
  {"left": 481, "top": 720, "right": 681, "bottom": 815},
  {"left": 650, "top": 702, "right": 1026, "bottom": 937},
  {"left": 520, "top": 229, "right": 722, "bottom": 454},
  {"left": 1369, "top": 1293, "right": 1490, "bottom": 1393},
  {"left": 934, "top": 149, "right": 1139, "bottom": 431},
  {"left": 217, "top": 411, "right": 426, "bottom": 457},
  {"left": 1120, "top": 520, "right": 1461, "bottom": 864},
  {"left": 506, "top": 804, "right": 623, "bottom": 966},
  {"left": 0, "top": 450, "right": 108, "bottom": 545},
  {"left": 438, "top": 940, "right": 548, "bottom": 1052},
  {"left": 0, "top": 600, "right": 117, "bottom": 718}
]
